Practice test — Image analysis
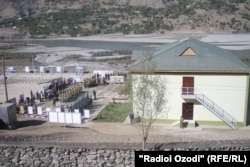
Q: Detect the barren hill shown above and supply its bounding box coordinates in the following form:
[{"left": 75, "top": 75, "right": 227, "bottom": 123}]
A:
[
  {"left": 0, "top": 0, "right": 173, "bottom": 19},
  {"left": 0, "top": 0, "right": 250, "bottom": 38}
]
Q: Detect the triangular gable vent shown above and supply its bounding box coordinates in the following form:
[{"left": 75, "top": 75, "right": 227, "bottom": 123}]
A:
[{"left": 181, "top": 47, "right": 196, "bottom": 56}]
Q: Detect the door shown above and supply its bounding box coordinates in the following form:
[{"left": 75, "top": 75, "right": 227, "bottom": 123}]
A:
[
  {"left": 182, "top": 77, "right": 194, "bottom": 95},
  {"left": 182, "top": 103, "right": 193, "bottom": 120}
]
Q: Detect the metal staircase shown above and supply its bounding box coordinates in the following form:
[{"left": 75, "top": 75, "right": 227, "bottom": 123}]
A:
[{"left": 182, "top": 87, "right": 242, "bottom": 129}]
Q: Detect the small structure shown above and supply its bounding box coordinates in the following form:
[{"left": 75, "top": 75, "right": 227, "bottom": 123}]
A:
[
  {"left": 110, "top": 75, "right": 124, "bottom": 84},
  {"left": 76, "top": 66, "right": 84, "bottom": 75},
  {"left": 0, "top": 103, "right": 17, "bottom": 129},
  {"left": 6, "top": 66, "right": 18, "bottom": 73},
  {"left": 24, "top": 66, "right": 30, "bottom": 73}
]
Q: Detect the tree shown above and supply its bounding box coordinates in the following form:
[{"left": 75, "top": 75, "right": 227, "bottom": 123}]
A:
[{"left": 131, "top": 48, "right": 169, "bottom": 150}]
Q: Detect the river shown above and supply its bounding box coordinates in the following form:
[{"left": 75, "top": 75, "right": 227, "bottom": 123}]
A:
[{"left": 1, "top": 34, "right": 250, "bottom": 59}]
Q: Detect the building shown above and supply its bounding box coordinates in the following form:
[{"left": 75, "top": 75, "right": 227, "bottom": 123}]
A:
[{"left": 129, "top": 38, "right": 250, "bottom": 128}]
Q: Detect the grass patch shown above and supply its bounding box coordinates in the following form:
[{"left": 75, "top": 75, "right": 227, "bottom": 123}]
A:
[{"left": 93, "top": 102, "right": 131, "bottom": 122}]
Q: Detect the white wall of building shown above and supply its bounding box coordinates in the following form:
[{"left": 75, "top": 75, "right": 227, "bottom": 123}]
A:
[
  {"left": 193, "top": 74, "right": 248, "bottom": 122},
  {"left": 132, "top": 73, "right": 248, "bottom": 122}
]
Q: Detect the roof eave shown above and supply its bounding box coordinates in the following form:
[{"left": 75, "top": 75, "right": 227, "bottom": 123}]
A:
[{"left": 129, "top": 69, "right": 250, "bottom": 75}]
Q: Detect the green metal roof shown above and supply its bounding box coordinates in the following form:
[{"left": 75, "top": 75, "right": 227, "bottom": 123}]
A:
[{"left": 130, "top": 38, "right": 250, "bottom": 73}]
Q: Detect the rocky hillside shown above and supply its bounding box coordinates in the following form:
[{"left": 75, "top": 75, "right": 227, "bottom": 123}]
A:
[{"left": 0, "top": 0, "right": 250, "bottom": 39}]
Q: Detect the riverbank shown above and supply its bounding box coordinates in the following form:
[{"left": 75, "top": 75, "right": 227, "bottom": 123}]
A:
[
  {"left": 2, "top": 33, "right": 249, "bottom": 68},
  {"left": 22, "top": 33, "right": 250, "bottom": 49}
]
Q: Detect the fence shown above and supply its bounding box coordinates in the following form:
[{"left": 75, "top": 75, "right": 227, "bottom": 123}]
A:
[{"left": 47, "top": 110, "right": 90, "bottom": 124}]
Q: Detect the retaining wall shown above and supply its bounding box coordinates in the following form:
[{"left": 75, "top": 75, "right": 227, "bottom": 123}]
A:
[{"left": 1, "top": 144, "right": 250, "bottom": 167}]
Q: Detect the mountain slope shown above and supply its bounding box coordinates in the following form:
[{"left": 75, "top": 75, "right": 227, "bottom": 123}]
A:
[{"left": 0, "top": 0, "right": 250, "bottom": 39}]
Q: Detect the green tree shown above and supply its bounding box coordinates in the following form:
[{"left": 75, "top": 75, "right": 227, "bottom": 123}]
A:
[{"left": 131, "top": 48, "right": 169, "bottom": 150}]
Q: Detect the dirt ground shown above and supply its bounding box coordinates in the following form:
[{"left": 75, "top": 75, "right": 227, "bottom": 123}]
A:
[
  {"left": 1, "top": 114, "right": 250, "bottom": 149},
  {"left": 1, "top": 41, "right": 250, "bottom": 149},
  {"left": 1, "top": 73, "right": 250, "bottom": 149}
]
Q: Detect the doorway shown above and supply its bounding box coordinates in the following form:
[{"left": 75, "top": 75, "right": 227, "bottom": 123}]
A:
[
  {"left": 182, "top": 103, "right": 193, "bottom": 120},
  {"left": 182, "top": 77, "right": 194, "bottom": 95}
]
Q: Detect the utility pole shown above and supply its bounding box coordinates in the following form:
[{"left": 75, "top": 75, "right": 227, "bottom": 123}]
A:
[
  {"left": 2, "top": 57, "right": 8, "bottom": 102},
  {"left": 32, "top": 55, "right": 34, "bottom": 72}
]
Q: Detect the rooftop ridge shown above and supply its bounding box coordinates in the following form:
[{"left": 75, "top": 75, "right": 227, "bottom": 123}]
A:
[{"left": 129, "top": 37, "right": 250, "bottom": 73}]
